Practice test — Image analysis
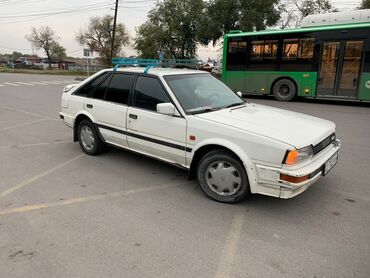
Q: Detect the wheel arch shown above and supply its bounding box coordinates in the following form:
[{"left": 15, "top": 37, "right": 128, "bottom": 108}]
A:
[
  {"left": 73, "top": 112, "right": 95, "bottom": 142},
  {"left": 188, "top": 139, "right": 253, "bottom": 181},
  {"left": 270, "top": 76, "right": 298, "bottom": 95}
]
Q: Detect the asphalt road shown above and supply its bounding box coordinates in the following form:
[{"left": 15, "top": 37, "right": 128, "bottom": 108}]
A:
[{"left": 0, "top": 72, "right": 369, "bottom": 278}]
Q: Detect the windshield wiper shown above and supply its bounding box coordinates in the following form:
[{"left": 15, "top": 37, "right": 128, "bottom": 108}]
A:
[
  {"left": 225, "top": 102, "right": 246, "bottom": 109},
  {"left": 188, "top": 107, "right": 221, "bottom": 115}
]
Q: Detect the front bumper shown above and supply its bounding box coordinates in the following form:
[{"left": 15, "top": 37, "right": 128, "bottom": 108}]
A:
[{"left": 253, "top": 139, "right": 341, "bottom": 198}]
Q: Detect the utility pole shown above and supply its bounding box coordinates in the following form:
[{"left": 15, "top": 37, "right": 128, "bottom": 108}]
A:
[{"left": 111, "top": 0, "right": 119, "bottom": 67}]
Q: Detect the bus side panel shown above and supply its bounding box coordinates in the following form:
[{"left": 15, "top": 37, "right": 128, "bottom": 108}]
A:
[
  {"left": 358, "top": 72, "right": 370, "bottom": 100},
  {"left": 242, "top": 71, "right": 317, "bottom": 97},
  {"left": 222, "top": 71, "right": 245, "bottom": 92},
  {"left": 245, "top": 72, "right": 268, "bottom": 94}
]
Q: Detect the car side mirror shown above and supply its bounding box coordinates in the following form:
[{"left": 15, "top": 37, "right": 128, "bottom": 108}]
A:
[
  {"left": 236, "top": 91, "right": 243, "bottom": 97},
  {"left": 157, "top": 103, "right": 176, "bottom": 116}
]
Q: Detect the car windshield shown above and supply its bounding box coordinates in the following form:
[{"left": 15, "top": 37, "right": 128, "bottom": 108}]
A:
[{"left": 163, "top": 73, "right": 244, "bottom": 114}]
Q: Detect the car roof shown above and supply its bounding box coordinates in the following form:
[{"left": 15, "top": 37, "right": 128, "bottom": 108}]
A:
[{"left": 107, "top": 67, "right": 208, "bottom": 77}]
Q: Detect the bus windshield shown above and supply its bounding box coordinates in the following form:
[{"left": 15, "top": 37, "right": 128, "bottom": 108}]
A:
[{"left": 164, "top": 74, "right": 244, "bottom": 114}]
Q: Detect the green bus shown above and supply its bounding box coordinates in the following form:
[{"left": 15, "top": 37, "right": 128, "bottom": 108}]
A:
[{"left": 222, "top": 13, "right": 370, "bottom": 101}]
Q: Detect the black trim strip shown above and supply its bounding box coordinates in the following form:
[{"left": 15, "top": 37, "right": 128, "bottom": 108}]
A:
[
  {"left": 97, "top": 123, "right": 126, "bottom": 135},
  {"left": 96, "top": 124, "right": 192, "bottom": 152}
]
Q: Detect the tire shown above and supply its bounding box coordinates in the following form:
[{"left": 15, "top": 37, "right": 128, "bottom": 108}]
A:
[
  {"left": 77, "top": 120, "right": 104, "bottom": 155},
  {"left": 196, "top": 150, "right": 250, "bottom": 204},
  {"left": 272, "top": 79, "right": 296, "bottom": 102}
]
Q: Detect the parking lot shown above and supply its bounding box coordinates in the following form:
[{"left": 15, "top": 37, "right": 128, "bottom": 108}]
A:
[{"left": 0, "top": 72, "right": 369, "bottom": 277}]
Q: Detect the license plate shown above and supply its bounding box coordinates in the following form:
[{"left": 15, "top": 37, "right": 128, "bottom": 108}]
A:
[{"left": 324, "top": 152, "right": 338, "bottom": 175}]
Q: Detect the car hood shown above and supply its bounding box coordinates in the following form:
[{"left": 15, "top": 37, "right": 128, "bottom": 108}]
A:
[{"left": 194, "top": 103, "right": 336, "bottom": 148}]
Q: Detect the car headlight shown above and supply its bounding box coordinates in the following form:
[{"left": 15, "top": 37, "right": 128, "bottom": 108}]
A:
[{"left": 283, "top": 145, "right": 313, "bottom": 165}]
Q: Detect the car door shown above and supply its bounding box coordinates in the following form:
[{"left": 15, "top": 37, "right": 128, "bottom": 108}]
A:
[
  {"left": 88, "top": 73, "right": 135, "bottom": 148},
  {"left": 127, "top": 75, "right": 187, "bottom": 166}
]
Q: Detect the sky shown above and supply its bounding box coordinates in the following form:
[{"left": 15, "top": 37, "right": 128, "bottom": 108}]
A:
[{"left": 0, "top": 0, "right": 363, "bottom": 61}]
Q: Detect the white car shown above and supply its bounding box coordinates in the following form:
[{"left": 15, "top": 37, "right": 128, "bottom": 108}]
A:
[{"left": 60, "top": 67, "right": 340, "bottom": 203}]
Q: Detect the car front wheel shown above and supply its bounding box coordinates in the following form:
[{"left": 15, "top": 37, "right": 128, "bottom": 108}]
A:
[
  {"left": 197, "top": 150, "right": 250, "bottom": 203},
  {"left": 77, "top": 120, "right": 104, "bottom": 155}
]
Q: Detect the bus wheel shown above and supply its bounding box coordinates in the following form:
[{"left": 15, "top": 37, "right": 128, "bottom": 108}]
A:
[{"left": 272, "top": 79, "right": 296, "bottom": 101}]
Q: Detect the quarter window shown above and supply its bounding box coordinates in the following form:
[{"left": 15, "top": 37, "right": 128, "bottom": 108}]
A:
[
  {"left": 105, "top": 74, "right": 134, "bottom": 105},
  {"left": 92, "top": 75, "right": 111, "bottom": 100},
  {"left": 74, "top": 72, "right": 110, "bottom": 97},
  {"left": 133, "top": 76, "right": 171, "bottom": 111}
]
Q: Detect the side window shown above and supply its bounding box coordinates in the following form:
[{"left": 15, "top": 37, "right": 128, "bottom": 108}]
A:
[
  {"left": 226, "top": 37, "right": 247, "bottom": 70},
  {"left": 74, "top": 72, "right": 109, "bottom": 97},
  {"left": 133, "top": 76, "right": 171, "bottom": 111},
  {"left": 91, "top": 75, "right": 111, "bottom": 100},
  {"left": 250, "top": 40, "right": 278, "bottom": 61},
  {"left": 105, "top": 74, "right": 134, "bottom": 105},
  {"left": 283, "top": 39, "right": 299, "bottom": 60},
  {"left": 283, "top": 38, "right": 314, "bottom": 61}
]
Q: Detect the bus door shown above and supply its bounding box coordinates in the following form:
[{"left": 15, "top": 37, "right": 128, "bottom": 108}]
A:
[{"left": 317, "top": 40, "right": 364, "bottom": 98}]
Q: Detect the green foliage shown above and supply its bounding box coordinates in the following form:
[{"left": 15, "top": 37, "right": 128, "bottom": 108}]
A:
[
  {"left": 76, "top": 15, "right": 129, "bottom": 67},
  {"left": 50, "top": 42, "right": 66, "bottom": 62},
  {"left": 135, "top": 0, "right": 281, "bottom": 57},
  {"left": 359, "top": 0, "right": 370, "bottom": 9},
  {"left": 199, "top": 0, "right": 240, "bottom": 45},
  {"left": 135, "top": 0, "right": 206, "bottom": 59}
]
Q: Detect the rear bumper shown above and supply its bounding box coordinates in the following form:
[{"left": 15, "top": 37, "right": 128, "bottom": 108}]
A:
[
  {"left": 252, "top": 139, "right": 341, "bottom": 198},
  {"left": 59, "top": 112, "right": 74, "bottom": 128}
]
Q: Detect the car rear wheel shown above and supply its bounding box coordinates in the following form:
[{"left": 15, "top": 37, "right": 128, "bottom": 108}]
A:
[
  {"left": 273, "top": 79, "right": 296, "bottom": 101},
  {"left": 78, "top": 120, "right": 104, "bottom": 155},
  {"left": 197, "top": 150, "right": 250, "bottom": 203}
]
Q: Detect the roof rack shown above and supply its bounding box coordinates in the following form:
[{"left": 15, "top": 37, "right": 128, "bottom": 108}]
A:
[{"left": 112, "top": 58, "right": 202, "bottom": 73}]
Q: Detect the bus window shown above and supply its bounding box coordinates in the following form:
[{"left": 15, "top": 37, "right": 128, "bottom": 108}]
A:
[
  {"left": 263, "top": 40, "right": 278, "bottom": 59},
  {"left": 299, "top": 38, "right": 315, "bottom": 60},
  {"left": 283, "top": 39, "right": 299, "bottom": 60},
  {"left": 251, "top": 41, "right": 264, "bottom": 60},
  {"left": 226, "top": 37, "right": 247, "bottom": 70}
]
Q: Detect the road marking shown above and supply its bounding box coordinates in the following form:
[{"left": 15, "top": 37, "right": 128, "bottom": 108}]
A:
[
  {"left": 16, "top": 82, "right": 35, "bottom": 86},
  {"left": 0, "top": 140, "right": 70, "bottom": 150},
  {"left": 0, "top": 154, "right": 84, "bottom": 199},
  {"left": 0, "top": 84, "right": 5, "bottom": 87},
  {"left": 3, "top": 82, "right": 21, "bottom": 87},
  {"left": 0, "top": 182, "right": 182, "bottom": 216},
  {"left": 29, "top": 81, "right": 48, "bottom": 85},
  {"left": 1, "top": 106, "right": 59, "bottom": 121},
  {"left": 41, "top": 81, "right": 63, "bottom": 84},
  {"left": 215, "top": 212, "right": 245, "bottom": 278},
  {"left": 0, "top": 118, "right": 48, "bottom": 131}
]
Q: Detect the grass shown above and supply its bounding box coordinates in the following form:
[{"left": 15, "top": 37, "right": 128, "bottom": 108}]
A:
[{"left": 0, "top": 68, "right": 93, "bottom": 77}]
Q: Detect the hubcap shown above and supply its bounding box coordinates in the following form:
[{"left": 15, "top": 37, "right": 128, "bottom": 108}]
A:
[
  {"left": 80, "top": 126, "right": 95, "bottom": 151},
  {"left": 278, "top": 84, "right": 290, "bottom": 97},
  {"left": 205, "top": 161, "right": 242, "bottom": 196}
]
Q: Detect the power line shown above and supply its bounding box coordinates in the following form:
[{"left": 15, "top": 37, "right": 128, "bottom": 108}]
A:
[{"left": 0, "top": 2, "right": 113, "bottom": 18}]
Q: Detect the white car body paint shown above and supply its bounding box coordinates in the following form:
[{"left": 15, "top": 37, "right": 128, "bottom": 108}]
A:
[{"left": 60, "top": 67, "right": 340, "bottom": 199}]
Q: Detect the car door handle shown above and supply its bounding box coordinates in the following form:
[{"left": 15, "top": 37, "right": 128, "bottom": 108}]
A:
[
  {"left": 129, "top": 114, "right": 138, "bottom": 120},
  {"left": 86, "top": 104, "right": 93, "bottom": 109}
]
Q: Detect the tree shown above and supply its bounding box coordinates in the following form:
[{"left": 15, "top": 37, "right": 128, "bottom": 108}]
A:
[
  {"left": 76, "top": 15, "right": 129, "bottom": 67},
  {"left": 135, "top": 0, "right": 206, "bottom": 59},
  {"left": 50, "top": 42, "right": 66, "bottom": 63},
  {"left": 26, "top": 26, "right": 58, "bottom": 68},
  {"left": 279, "top": 0, "right": 338, "bottom": 28},
  {"left": 198, "top": 0, "right": 280, "bottom": 45},
  {"left": 359, "top": 0, "right": 370, "bottom": 9}
]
